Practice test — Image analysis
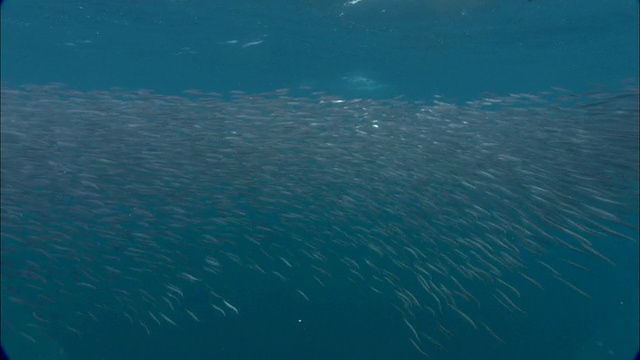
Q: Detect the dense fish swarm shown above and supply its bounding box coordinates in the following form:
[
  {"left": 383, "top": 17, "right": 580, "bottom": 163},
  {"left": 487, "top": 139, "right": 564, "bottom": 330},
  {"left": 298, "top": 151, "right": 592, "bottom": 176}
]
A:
[{"left": 1, "top": 82, "right": 638, "bottom": 358}]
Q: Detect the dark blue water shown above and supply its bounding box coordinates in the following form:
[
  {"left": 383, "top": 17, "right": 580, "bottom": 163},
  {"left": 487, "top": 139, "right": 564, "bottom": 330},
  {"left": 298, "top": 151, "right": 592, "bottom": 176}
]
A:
[{"left": 1, "top": 1, "right": 638, "bottom": 360}]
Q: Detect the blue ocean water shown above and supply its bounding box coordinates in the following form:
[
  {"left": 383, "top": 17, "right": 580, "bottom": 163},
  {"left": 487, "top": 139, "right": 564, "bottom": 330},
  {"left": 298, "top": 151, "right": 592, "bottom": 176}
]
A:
[
  {"left": 1, "top": 1, "right": 638, "bottom": 360},
  {"left": 1, "top": 0, "right": 638, "bottom": 100}
]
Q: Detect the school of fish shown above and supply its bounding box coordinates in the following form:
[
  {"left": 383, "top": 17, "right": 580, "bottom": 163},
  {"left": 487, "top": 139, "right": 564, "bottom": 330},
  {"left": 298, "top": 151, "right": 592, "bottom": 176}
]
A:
[{"left": 1, "top": 81, "right": 638, "bottom": 359}]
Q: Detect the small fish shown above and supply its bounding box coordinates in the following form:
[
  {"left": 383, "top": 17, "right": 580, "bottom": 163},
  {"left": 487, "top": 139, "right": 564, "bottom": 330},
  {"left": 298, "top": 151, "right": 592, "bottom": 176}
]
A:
[
  {"left": 211, "top": 304, "right": 226, "bottom": 316},
  {"left": 223, "top": 299, "right": 239, "bottom": 314},
  {"left": 186, "top": 309, "right": 200, "bottom": 322},
  {"left": 241, "top": 40, "right": 264, "bottom": 48},
  {"left": 296, "top": 289, "right": 310, "bottom": 302},
  {"left": 159, "top": 312, "right": 178, "bottom": 326}
]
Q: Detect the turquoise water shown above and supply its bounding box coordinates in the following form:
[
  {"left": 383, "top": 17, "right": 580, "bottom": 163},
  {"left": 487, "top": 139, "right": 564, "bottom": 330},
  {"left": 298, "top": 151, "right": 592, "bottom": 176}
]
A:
[
  {"left": 2, "top": 0, "right": 638, "bottom": 99},
  {"left": 1, "top": 1, "right": 638, "bottom": 360}
]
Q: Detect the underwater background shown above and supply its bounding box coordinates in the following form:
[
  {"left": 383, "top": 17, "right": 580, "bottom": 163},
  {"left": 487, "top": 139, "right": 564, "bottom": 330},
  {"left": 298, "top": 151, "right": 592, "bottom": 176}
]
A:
[{"left": 1, "top": 1, "right": 638, "bottom": 359}]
